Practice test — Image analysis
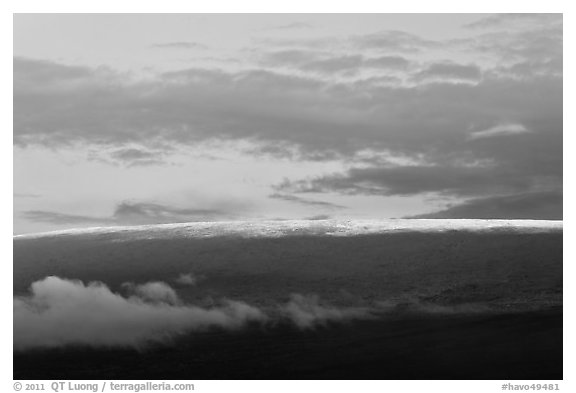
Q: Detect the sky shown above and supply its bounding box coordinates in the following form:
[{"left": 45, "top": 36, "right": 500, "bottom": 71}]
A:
[{"left": 13, "top": 13, "right": 563, "bottom": 234}]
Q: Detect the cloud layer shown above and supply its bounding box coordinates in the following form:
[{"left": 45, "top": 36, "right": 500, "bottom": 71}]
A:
[
  {"left": 14, "top": 277, "right": 373, "bottom": 350},
  {"left": 280, "top": 294, "right": 372, "bottom": 329},
  {"left": 14, "top": 277, "right": 267, "bottom": 350},
  {"left": 13, "top": 14, "right": 562, "bottom": 221}
]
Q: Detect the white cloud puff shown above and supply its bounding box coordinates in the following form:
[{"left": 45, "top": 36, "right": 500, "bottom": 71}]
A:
[
  {"left": 13, "top": 277, "right": 375, "bottom": 350},
  {"left": 469, "top": 123, "right": 530, "bottom": 140},
  {"left": 14, "top": 276, "right": 266, "bottom": 350},
  {"left": 280, "top": 294, "right": 373, "bottom": 329},
  {"left": 174, "top": 273, "right": 201, "bottom": 286}
]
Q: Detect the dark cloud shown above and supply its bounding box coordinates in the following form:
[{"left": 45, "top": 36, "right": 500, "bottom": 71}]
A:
[
  {"left": 114, "top": 201, "right": 227, "bottom": 224},
  {"left": 301, "top": 55, "right": 363, "bottom": 74},
  {"left": 301, "top": 55, "right": 411, "bottom": 74},
  {"left": 269, "top": 193, "right": 346, "bottom": 209},
  {"left": 494, "top": 58, "right": 562, "bottom": 79},
  {"left": 14, "top": 57, "right": 561, "bottom": 160},
  {"left": 275, "top": 163, "right": 557, "bottom": 198},
  {"left": 13, "top": 57, "right": 97, "bottom": 85},
  {"left": 408, "top": 191, "right": 562, "bottom": 220},
  {"left": 13, "top": 19, "right": 561, "bottom": 220},
  {"left": 363, "top": 56, "right": 410, "bottom": 70},
  {"left": 107, "top": 148, "right": 167, "bottom": 167},
  {"left": 260, "top": 51, "right": 410, "bottom": 74},
  {"left": 260, "top": 49, "right": 323, "bottom": 67},
  {"left": 22, "top": 201, "right": 239, "bottom": 226}
]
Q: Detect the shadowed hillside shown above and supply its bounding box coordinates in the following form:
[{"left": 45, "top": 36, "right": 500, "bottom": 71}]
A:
[
  {"left": 14, "top": 219, "right": 562, "bottom": 310},
  {"left": 13, "top": 219, "right": 563, "bottom": 379}
]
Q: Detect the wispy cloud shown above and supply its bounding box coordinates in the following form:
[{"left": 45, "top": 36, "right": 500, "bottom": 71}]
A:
[
  {"left": 415, "top": 62, "right": 482, "bottom": 82},
  {"left": 351, "top": 30, "right": 440, "bottom": 53},
  {"left": 275, "top": 163, "right": 541, "bottom": 198},
  {"left": 469, "top": 123, "right": 530, "bottom": 140},
  {"left": 174, "top": 273, "right": 204, "bottom": 287},
  {"left": 13, "top": 15, "right": 562, "bottom": 220},
  {"left": 14, "top": 276, "right": 266, "bottom": 350},
  {"left": 87, "top": 147, "right": 170, "bottom": 167},
  {"left": 279, "top": 294, "right": 372, "bottom": 329},
  {"left": 269, "top": 193, "right": 346, "bottom": 209},
  {"left": 22, "top": 200, "right": 240, "bottom": 226},
  {"left": 14, "top": 277, "right": 374, "bottom": 350}
]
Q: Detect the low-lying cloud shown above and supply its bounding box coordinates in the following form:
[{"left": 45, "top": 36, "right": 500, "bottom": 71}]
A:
[
  {"left": 280, "top": 294, "right": 372, "bottom": 329},
  {"left": 14, "top": 277, "right": 373, "bottom": 350},
  {"left": 174, "top": 273, "right": 203, "bottom": 286},
  {"left": 14, "top": 277, "right": 267, "bottom": 350},
  {"left": 122, "top": 282, "right": 181, "bottom": 305}
]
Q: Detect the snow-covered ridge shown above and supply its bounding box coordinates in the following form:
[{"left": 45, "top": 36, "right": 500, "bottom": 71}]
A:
[{"left": 14, "top": 219, "right": 563, "bottom": 241}]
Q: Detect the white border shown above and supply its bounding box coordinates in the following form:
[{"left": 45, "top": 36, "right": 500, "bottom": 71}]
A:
[{"left": 4, "top": 3, "right": 572, "bottom": 392}]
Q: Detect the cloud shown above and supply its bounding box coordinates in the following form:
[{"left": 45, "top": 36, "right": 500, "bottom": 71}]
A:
[
  {"left": 457, "top": 25, "right": 562, "bottom": 67},
  {"left": 14, "top": 277, "right": 375, "bottom": 350},
  {"left": 363, "top": 56, "right": 410, "bottom": 70},
  {"left": 269, "top": 193, "right": 346, "bottom": 209},
  {"left": 465, "top": 14, "right": 562, "bottom": 30},
  {"left": 407, "top": 191, "right": 562, "bottom": 220},
  {"left": 259, "top": 49, "right": 323, "bottom": 67},
  {"left": 260, "top": 50, "right": 411, "bottom": 74},
  {"left": 14, "top": 57, "right": 560, "bottom": 163},
  {"left": 280, "top": 294, "right": 372, "bottom": 329},
  {"left": 122, "top": 282, "right": 181, "bottom": 305},
  {"left": 415, "top": 62, "right": 482, "bottom": 82},
  {"left": 275, "top": 163, "right": 544, "bottom": 198},
  {"left": 87, "top": 147, "right": 169, "bottom": 167},
  {"left": 352, "top": 30, "right": 439, "bottom": 53},
  {"left": 13, "top": 19, "right": 562, "bottom": 220},
  {"left": 110, "top": 147, "right": 161, "bottom": 161},
  {"left": 113, "top": 201, "right": 235, "bottom": 224},
  {"left": 259, "top": 50, "right": 363, "bottom": 74},
  {"left": 301, "top": 55, "right": 364, "bottom": 74},
  {"left": 14, "top": 276, "right": 267, "bottom": 350},
  {"left": 174, "top": 273, "right": 203, "bottom": 286},
  {"left": 22, "top": 201, "right": 239, "bottom": 226},
  {"left": 469, "top": 123, "right": 530, "bottom": 140}
]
